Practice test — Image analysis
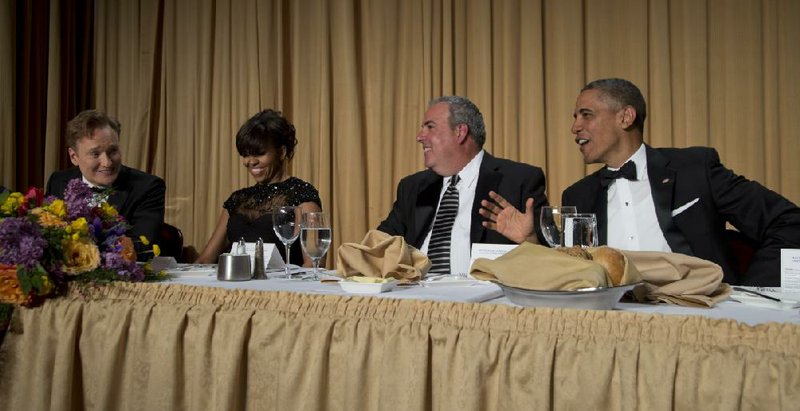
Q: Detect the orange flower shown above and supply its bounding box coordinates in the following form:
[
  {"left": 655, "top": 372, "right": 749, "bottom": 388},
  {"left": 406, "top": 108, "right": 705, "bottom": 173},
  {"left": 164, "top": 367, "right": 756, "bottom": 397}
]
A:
[
  {"left": 0, "top": 264, "right": 33, "bottom": 305},
  {"left": 117, "top": 236, "right": 137, "bottom": 263},
  {"left": 30, "top": 208, "right": 67, "bottom": 228}
]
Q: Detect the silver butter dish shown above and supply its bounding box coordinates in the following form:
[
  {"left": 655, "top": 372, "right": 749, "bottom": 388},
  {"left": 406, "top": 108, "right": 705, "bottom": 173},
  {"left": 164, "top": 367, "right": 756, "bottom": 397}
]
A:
[{"left": 497, "top": 282, "right": 639, "bottom": 310}]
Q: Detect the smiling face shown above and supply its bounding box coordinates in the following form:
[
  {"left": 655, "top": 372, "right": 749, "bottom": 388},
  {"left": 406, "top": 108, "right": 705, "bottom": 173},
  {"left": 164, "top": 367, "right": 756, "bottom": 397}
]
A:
[
  {"left": 416, "top": 102, "right": 467, "bottom": 176},
  {"left": 571, "top": 89, "right": 641, "bottom": 168},
  {"left": 68, "top": 126, "right": 122, "bottom": 187},
  {"left": 241, "top": 146, "right": 285, "bottom": 183}
]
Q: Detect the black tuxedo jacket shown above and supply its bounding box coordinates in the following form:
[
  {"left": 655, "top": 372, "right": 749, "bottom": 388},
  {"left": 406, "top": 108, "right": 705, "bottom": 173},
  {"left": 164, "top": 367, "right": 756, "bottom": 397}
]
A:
[
  {"left": 46, "top": 166, "right": 166, "bottom": 259},
  {"left": 562, "top": 145, "right": 800, "bottom": 286},
  {"left": 378, "top": 153, "right": 549, "bottom": 249}
]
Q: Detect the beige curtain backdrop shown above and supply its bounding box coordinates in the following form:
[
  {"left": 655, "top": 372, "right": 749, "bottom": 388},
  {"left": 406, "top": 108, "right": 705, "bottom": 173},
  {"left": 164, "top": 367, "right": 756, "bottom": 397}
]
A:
[
  {"left": 3, "top": 0, "right": 800, "bottom": 262},
  {"left": 2, "top": 282, "right": 799, "bottom": 410}
]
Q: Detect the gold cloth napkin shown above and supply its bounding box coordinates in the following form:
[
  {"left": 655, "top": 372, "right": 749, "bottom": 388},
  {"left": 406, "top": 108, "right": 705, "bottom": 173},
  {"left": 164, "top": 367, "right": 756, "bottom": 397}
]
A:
[
  {"left": 470, "top": 243, "right": 614, "bottom": 290},
  {"left": 335, "top": 230, "right": 431, "bottom": 281},
  {"left": 623, "top": 251, "right": 731, "bottom": 308}
]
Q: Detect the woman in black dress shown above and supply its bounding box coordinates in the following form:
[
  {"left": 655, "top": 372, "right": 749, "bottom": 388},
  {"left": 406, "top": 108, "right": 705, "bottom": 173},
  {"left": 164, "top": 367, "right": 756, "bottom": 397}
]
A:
[{"left": 196, "top": 109, "right": 322, "bottom": 266}]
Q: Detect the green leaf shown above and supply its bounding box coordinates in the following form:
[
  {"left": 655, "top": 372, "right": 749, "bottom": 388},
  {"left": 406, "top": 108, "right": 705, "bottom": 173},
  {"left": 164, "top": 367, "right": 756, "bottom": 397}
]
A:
[{"left": 16, "top": 265, "right": 34, "bottom": 294}]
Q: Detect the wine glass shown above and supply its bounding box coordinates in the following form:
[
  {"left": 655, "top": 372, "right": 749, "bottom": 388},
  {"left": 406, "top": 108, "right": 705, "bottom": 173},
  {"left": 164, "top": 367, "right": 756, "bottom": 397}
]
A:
[
  {"left": 562, "top": 213, "right": 599, "bottom": 248},
  {"left": 540, "top": 206, "right": 577, "bottom": 247},
  {"left": 300, "top": 211, "right": 331, "bottom": 281},
  {"left": 272, "top": 206, "right": 300, "bottom": 278}
]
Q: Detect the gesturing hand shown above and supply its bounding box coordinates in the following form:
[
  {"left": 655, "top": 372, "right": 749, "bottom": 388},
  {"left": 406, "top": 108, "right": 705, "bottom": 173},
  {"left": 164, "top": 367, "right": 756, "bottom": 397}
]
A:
[{"left": 478, "top": 191, "right": 538, "bottom": 244}]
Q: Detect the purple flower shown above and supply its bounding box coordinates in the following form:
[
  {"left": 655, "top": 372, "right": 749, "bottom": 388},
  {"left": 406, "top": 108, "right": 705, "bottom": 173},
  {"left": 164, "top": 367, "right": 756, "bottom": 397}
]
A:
[
  {"left": 63, "top": 179, "right": 94, "bottom": 220},
  {"left": 0, "top": 217, "right": 48, "bottom": 269},
  {"left": 101, "top": 251, "right": 144, "bottom": 282},
  {"left": 89, "top": 216, "right": 104, "bottom": 241}
]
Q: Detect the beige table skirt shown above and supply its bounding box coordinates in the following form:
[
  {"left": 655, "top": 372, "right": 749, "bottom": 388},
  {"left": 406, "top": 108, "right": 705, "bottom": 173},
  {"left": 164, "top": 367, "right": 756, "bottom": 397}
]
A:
[{"left": 1, "top": 282, "right": 799, "bottom": 411}]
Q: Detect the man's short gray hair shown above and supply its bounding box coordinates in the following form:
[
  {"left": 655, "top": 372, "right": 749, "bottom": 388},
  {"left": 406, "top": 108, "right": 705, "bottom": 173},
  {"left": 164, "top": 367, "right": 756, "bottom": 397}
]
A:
[{"left": 429, "top": 96, "right": 486, "bottom": 147}]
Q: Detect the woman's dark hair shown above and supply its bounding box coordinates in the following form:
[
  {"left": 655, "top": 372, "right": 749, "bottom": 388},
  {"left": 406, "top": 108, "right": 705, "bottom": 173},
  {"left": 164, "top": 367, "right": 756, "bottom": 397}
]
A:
[{"left": 235, "top": 109, "right": 297, "bottom": 159}]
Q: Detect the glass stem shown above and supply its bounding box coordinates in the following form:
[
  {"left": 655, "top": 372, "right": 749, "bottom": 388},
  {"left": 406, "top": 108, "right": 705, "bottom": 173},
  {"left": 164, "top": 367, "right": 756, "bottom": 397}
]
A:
[
  {"left": 312, "top": 258, "right": 320, "bottom": 280},
  {"left": 284, "top": 242, "right": 292, "bottom": 278}
]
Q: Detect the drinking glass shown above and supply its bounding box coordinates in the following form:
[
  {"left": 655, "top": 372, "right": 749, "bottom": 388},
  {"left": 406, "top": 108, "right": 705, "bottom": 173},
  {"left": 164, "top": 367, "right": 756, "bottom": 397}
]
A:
[
  {"left": 562, "top": 213, "right": 599, "bottom": 248},
  {"left": 272, "top": 206, "right": 300, "bottom": 278},
  {"left": 540, "top": 206, "right": 577, "bottom": 247},
  {"left": 300, "top": 211, "right": 331, "bottom": 281}
]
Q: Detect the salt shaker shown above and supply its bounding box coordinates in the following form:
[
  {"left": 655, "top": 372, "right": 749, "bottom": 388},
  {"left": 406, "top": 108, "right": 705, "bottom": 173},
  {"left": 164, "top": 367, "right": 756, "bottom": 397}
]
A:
[
  {"left": 236, "top": 238, "right": 247, "bottom": 255},
  {"left": 253, "top": 237, "right": 266, "bottom": 279}
]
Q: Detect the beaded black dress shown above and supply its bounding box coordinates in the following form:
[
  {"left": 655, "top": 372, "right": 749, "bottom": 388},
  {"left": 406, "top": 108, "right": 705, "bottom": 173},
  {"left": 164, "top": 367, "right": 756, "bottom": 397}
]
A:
[{"left": 224, "top": 177, "right": 322, "bottom": 266}]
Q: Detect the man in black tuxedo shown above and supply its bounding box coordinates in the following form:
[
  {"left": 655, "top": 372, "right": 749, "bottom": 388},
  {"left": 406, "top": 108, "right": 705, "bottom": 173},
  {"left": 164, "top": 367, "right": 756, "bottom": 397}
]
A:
[
  {"left": 378, "top": 96, "right": 548, "bottom": 276},
  {"left": 484, "top": 78, "right": 800, "bottom": 286},
  {"left": 46, "top": 110, "right": 165, "bottom": 260}
]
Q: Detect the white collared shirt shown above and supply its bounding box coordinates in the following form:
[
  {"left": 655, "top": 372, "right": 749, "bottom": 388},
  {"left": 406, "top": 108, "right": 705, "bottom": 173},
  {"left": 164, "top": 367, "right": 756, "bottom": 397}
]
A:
[
  {"left": 421, "top": 150, "right": 484, "bottom": 276},
  {"left": 606, "top": 144, "right": 672, "bottom": 252},
  {"left": 82, "top": 176, "right": 110, "bottom": 206}
]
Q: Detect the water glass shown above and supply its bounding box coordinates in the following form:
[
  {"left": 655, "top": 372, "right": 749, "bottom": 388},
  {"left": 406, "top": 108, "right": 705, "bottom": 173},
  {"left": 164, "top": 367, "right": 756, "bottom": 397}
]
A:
[
  {"left": 300, "top": 211, "right": 331, "bottom": 280},
  {"left": 562, "top": 213, "right": 598, "bottom": 248},
  {"left": 540, "top": 206, "right": 577, "bottom": 247},
  {"left": 272, "top": 206, "right": 300, "bottom": 278}
]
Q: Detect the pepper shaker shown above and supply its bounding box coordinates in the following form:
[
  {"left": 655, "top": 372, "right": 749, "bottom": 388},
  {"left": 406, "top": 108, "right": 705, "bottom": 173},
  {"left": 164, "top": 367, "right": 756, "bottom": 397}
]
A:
[{"left": 253, "top": 237, "right": 266, "bottom": 279}]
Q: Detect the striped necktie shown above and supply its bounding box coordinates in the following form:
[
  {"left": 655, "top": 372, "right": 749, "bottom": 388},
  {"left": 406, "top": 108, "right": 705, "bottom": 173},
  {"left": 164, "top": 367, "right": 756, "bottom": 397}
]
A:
[{"left": 427, "top": 175, "right": 460, "bottom": 275}]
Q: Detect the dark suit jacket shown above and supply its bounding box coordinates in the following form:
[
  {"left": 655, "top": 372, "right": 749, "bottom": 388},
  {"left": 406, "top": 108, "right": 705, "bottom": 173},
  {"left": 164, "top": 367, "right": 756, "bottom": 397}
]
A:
[
  {"left": 378, "top": 153, "right": 549, "bottom": 249},
  {"left": 562, "top": 145, "right": 800, "bottom": 286},
  {"left": 46, "top": 166, "right": 166, "bottom": 260}
]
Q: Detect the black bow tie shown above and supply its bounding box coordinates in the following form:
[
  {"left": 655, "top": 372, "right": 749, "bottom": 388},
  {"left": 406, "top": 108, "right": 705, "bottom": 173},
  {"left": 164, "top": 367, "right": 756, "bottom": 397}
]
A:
[{"left": 600, "top": 161, "right": 637, "bottom": 188}]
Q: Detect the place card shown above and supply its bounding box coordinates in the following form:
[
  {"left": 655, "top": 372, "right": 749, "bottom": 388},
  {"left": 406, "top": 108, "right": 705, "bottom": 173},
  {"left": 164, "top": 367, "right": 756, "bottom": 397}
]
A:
[
  {"left": 781, "top": 249, "right": 800, "bottom": 294},
  {"left": 469, "top": 243, "right": 517, "bottom": 269},
  {"left": 229, "top": 242, "right": 286, "bottom": 273}
]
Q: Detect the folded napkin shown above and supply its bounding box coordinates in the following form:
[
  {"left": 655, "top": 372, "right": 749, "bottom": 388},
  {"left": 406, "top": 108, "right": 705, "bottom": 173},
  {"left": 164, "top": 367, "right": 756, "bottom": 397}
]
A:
[
  {"left": 623, "top": 251, "right": 731, "bottom": 308},
  {"left": 336, "top": 230, "right": 431, "bottom": 281},
  {"left": 470, "top": 243, "right": 614, "bottom": 291}
]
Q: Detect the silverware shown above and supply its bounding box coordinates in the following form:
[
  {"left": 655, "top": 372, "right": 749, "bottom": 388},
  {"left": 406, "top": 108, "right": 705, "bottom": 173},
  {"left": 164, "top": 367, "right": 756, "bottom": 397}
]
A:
[{"left": 732, "top": 286, "right": 782, "bottom": 302}]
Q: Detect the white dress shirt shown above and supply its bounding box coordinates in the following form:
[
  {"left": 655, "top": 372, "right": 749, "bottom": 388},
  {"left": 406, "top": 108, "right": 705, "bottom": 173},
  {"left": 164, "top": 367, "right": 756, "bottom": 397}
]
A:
[
  {"left": 606, "top": 144, "right": 672, "bottom": 252},
  {"left": 421, "top": 150, "right": 484, "bottom": 276},
  {"left": 82, "top": 176, "right": 110, "bottom": 207}
]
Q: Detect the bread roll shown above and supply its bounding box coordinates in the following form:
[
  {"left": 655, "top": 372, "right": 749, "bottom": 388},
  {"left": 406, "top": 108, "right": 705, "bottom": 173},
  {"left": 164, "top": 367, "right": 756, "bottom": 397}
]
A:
[
  {"left": 589, "top": 246, "right": 625, "bottom": 286},
  {"left": 556, "top": 246, "right": 593, "bottom": 260}
]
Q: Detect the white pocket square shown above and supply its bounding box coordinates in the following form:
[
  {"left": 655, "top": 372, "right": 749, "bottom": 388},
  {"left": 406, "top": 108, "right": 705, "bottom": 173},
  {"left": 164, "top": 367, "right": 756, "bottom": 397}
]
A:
[{"left": 671, "top": 198, "right": 699, "bottom": 217}]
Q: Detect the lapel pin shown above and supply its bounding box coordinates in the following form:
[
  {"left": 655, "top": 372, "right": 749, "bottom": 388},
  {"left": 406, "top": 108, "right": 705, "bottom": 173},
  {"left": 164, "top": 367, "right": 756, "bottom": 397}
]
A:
[{"left": 662, "top": 178, "right": 670, "bottom": 184}]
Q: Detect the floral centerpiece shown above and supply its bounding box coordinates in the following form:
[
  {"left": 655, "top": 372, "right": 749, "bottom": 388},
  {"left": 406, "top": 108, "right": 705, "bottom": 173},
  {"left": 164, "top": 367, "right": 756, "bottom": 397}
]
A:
[{"left": 0, "top": 180, "right": 162, "bottom": 307}]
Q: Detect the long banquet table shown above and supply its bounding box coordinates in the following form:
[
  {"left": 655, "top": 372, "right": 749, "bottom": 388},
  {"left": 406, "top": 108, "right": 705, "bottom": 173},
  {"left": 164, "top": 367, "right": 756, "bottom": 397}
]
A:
[{"left": 1, "top": 275, "right": 799, "bottom": 410}]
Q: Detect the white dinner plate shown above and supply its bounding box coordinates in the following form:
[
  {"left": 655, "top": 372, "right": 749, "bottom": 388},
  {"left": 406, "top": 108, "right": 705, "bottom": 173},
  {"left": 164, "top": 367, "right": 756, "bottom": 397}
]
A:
[
  {"left": 339, "top": 280, "right": 398, "bottom": 294},
  {"left": 498, "top": 282, "right": 639, "bottom": 310},
  {"left": 165, "top": 264, "right": 217, "bottom": 278}
]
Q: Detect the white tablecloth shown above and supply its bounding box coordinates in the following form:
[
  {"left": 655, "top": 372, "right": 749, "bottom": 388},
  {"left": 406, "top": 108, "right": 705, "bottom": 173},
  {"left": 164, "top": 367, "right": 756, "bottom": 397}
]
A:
[
  {"left": 169, "top": 274, "right": 504, "bottom": 303},
  {"left": 168, "top": 271, "right": 800, "bottom": 326}
]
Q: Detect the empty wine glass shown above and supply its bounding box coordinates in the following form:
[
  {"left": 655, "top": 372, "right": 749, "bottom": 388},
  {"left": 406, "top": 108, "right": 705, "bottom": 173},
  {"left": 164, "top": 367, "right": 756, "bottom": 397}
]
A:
[
  {"left": 272, "top": 206, "right": 300, "bottom": 278},
  {"left": 562, "top": 213, "right": 599, "bottom": 248},
  {"left": 540, "top": 206, "right": 577, "bottom": 247},
  {"left": 300, "top": 211, "right": 331, "bottom": 281}
]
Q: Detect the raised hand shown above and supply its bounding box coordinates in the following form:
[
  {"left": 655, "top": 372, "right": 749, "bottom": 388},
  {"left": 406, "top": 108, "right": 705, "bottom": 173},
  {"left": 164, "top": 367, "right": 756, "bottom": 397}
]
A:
[{"left": 478, "top": 191, "right": 538, "bottom": 244}]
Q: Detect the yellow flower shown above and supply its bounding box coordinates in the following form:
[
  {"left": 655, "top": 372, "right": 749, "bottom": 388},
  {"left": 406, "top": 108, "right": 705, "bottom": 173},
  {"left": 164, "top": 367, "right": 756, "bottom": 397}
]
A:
[
  {"left": 0, "top": 264, "right": 33, "bottom": 305},
  {"left": 40, "top": 275, "right": 54, "bottom": 295},
  {"left": 66, "top": 217, "right": 89, "bottom": 236},
  {"left": 100, "top": 202, "right": 118, "bottom": 217},
  {"left": 61, "top": 238, "right": 101, "bottom": 275},
  {"left": 46, "top": 199, "right": 67, "bottom": 217},
  {"left": 153, "top": 244, "right": 161, "bottom": 257},
  {"left": 1, "top": 192, "right": 23, "bottom": 215},
  {"left": 139, "top": 235, "right": 150, "bottom": 245}
]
